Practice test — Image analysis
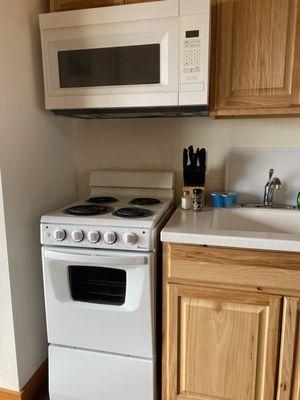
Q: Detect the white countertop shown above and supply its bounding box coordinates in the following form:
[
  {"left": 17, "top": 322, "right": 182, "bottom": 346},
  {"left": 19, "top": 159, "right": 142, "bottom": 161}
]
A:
[{"left": 161, "top": 207, "right": 300, "bottom": 252}]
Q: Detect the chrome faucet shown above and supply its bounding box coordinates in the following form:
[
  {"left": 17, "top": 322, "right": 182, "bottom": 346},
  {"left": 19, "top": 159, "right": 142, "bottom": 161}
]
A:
[{"left": 263, "top": 169, "right": 282, "bottom": 206}]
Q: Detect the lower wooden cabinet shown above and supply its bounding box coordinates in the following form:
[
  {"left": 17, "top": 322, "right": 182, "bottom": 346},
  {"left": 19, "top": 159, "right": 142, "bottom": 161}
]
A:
[
  {"left": 163, "top": 243, "right": 300, "bottom": 400},
  {"left": 166, "top": 285, "right": 281, "bottom": 400},
  {"left": 277, "top": 298, "right": 300, "bottom": 400}
]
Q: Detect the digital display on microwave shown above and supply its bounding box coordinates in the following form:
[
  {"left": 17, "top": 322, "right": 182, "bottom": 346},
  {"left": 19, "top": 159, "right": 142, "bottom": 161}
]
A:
[
  {"left": 186, "top": 30, "right": 200, "bottom": 38},
  {"left": 58, "top": 44, "right": 160, "bottom": 88}
]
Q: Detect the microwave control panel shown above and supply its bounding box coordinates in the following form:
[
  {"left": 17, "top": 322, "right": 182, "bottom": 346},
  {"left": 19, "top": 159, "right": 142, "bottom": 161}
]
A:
[
  {"left": 180, "top": 12, "right": 209, "bottom": 91},
  {"left": 182, "top": 29, "right": 201, "bottom": 83}
]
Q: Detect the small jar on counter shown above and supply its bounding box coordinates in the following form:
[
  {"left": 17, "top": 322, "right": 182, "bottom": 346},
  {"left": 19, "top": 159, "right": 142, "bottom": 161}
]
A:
[
  {"left": 193, "top": 188, "right": 203, "bottom": 212},
  {"left": 210, "top": 192, "right": 238, "bottom": 208},
  {"left": 181, "top": 190, "right": 192, "bottom": 210}
]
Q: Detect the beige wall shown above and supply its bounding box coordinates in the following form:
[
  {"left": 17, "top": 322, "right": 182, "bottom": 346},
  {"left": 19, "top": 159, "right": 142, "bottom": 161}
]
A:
[
  {"left": 75, "top": 116, "right": 300, "bottom": 200},
  {"left": 0, "top": 0, "right": 77, "bottom": 391},
  {"left": 0, "top": 172, "right": 19, "bottom": 390}
]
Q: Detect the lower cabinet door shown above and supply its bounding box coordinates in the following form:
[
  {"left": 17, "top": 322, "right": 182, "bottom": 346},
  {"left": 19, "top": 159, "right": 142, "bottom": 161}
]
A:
[
  {"left": 50, "top": 0, "right": 124, "bottom": 12},
  {"left": 164, "top": 285, "right": 282, "bottom": 400},
  {"left": 277, "top": 297, "right": 300, "bottom": 400}
]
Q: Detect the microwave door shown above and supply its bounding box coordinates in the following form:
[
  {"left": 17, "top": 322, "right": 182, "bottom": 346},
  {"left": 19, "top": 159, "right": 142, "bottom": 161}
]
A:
[
  {"left": 43, "top": 18, "right": 179, "bottom": 110},
  {"left": 57, "top": 44, "right": 161, "bottom": 89}
]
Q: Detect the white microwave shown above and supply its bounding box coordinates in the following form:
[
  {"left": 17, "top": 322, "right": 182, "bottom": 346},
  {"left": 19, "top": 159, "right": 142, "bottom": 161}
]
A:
[{"left": 39, "top": 0, "right": 210, "bottom": 118}]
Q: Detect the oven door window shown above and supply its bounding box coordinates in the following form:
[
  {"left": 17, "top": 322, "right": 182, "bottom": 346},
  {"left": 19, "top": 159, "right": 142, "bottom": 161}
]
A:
[
  {"left": 69, "top": 266, "right": 126, "bottom": 306},
  {"left": 58, "top": 44, "right": 160, "bottom": 88}
]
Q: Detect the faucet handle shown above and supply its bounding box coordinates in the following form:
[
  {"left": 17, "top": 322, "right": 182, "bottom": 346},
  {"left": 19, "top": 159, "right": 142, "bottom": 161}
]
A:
[{"left": 269, "top": 168, "right": 274, "bottom": 180}]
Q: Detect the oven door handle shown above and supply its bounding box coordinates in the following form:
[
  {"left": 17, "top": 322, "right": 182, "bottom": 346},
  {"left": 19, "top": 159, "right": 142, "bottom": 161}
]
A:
[{"left": 44, "top": 249, "right": 148, "bottom": 267}]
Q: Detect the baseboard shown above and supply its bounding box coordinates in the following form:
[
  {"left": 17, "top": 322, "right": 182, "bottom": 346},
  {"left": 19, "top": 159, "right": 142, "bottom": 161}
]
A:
[
  {"left": 0, "top": 360, "right": 48, "bottom": 400},
  {"left": 20, "top": 360, "right": 48, "bottom": 400}
]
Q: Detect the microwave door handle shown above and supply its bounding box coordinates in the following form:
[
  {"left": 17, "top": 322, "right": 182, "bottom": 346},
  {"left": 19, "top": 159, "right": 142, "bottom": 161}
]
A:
[{"left": 44, "top": 249, "right": 148, "bottom": 267}]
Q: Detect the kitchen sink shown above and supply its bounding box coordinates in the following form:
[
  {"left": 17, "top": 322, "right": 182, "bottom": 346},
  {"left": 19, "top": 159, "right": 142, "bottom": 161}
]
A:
[
  {"left": 211, "top": 206, "right": 300, "bottom": 235},
  {"left": 161, "top": 206, "right": 300, "bottom": 252},
  {"left": 241, "top": 203, "right": 296, "bottom": 210}
]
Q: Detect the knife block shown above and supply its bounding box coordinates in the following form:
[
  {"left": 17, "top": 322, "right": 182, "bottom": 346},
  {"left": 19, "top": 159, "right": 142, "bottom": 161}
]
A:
[{"left": 183, "top": 186, "right": 205, "bottom": 207}]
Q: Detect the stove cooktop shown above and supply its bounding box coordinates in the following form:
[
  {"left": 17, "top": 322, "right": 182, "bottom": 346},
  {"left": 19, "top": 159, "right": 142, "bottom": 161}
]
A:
[{"left": 41, "top": 196, "right": 173, "bottom": 229}]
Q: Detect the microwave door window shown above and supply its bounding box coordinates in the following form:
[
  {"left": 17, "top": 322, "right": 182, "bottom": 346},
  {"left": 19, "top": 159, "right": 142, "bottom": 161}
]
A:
[{"left": 58, "top": 44, "right": 160, "bottom": 88}]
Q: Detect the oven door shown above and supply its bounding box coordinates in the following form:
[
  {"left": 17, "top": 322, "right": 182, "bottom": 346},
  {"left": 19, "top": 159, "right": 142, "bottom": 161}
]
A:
[
  {"left": 41, "top": 12, "right": 179, "bottom": 110},
  {"left": 42, "top": 246, "right": 155, "bottom": 358}
]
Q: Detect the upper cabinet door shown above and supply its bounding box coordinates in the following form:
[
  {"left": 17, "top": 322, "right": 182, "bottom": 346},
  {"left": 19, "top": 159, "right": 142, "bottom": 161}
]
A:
[
  {"left": 277, "top": 297, "right": 300, "bottom": 400},
  {"left": 50, "top": 0, "right": 162, "bottom": 11},
  {"left": 50, "top": 0, "right": 124, "bottom": 12},
  {"left": 165, "top": 285, "right": 281, "bottom": 400},
  {"left": 124, "top": 0, "right": 162, "bottom": 3},
  {"left": 211, "top": 0, "right": 300, "bottom": 117}
]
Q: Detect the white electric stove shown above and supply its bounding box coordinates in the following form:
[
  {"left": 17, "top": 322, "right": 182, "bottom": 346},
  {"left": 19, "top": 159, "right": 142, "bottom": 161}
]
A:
[{"left": 41, "top": 170, "right": 174, "bottom": 400}]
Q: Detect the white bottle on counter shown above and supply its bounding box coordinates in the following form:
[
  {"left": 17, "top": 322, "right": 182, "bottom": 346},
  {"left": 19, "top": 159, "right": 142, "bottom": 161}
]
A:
[{"left": 181, "top": 190, "right": 192, "bottom": 210}]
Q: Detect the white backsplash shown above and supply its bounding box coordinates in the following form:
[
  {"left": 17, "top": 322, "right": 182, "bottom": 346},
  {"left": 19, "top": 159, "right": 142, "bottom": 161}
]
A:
[{"left": 225, "top": 148, "right": 300, "bottom": 206}]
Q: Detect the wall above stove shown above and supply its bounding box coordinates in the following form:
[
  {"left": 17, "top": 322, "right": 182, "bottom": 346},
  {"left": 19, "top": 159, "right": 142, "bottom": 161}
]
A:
[{"left": 74, "top": 116, "right": 300, "bottom": 202}]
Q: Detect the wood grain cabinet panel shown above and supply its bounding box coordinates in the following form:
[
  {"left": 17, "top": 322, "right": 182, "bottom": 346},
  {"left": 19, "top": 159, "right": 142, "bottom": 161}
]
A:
[
  {"left": 50, "top": 0, "right": 162, "bottom": 11},
  {"left": 211, "top": 0, "right": 300, "bottom": 117},
  {"left": 50, "top": 0, "right": 124, "bottom": 12},
  {"left": 124, "top": 0, "right": 162, "bottom": 3},
  {"left": 166, "top": 285, "right": 281, "bottom": 400},
  {"left": 166, "top": 243, "right": 300, "bottom": 295},
  {"left": 277, "top": 298, "right": 300, "bottom": 400}
]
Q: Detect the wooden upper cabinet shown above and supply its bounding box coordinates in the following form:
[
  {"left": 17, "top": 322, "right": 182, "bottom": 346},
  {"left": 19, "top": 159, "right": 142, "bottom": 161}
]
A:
[
  {"left": 211, "top": 0, "right": 300, "bottom": 117},
  {"left": 125, "top": 0, "right": 162, "bottom": 3},
  {"left": 50, "top": 0, "right": 162, "bottom": 12},
  {"left": 50, "top": 0, "right": 124, "bottom": 12},
  {"left": 277, "top": 298, "right": 300, "bottom": 400},
  {"left": 165, "top": 285, "right": 281, "bottom": 400}
]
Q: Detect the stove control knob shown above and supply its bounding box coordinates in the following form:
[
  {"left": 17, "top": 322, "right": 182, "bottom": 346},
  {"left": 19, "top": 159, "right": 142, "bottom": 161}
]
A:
[
  {"left": 104, "top": 232, "right": 117, "bottom": 245},
  {"left": 54, "top": 229, "right": 66, "bottom": 242},
  {"left": 71, "top": 230, "right": 84, "bottom": 243},
  {"left": 123, "top": 232, "right": 137, "bottom": 245},
  {"left": 87, "top": 231, "right": 100, "bottom": 244}
]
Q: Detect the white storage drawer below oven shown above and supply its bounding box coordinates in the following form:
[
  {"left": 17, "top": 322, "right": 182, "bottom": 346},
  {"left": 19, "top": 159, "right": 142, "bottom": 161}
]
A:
[{"left": 49, "top": 345, "right": 156, "bottom": 400}]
